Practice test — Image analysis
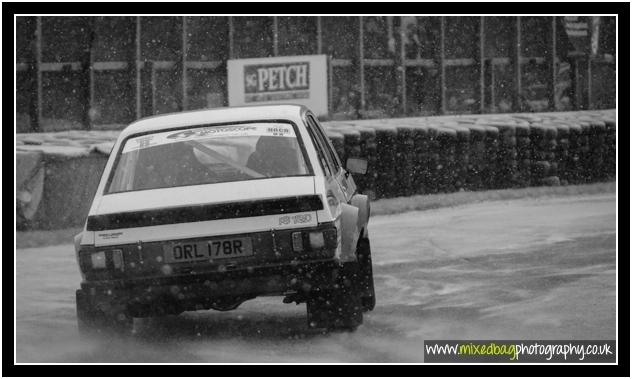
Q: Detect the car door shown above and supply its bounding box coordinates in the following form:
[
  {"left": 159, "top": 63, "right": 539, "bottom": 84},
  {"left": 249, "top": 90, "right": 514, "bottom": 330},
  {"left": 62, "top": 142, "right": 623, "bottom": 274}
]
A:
[
  {"left": 304, "top": 113, "right": 354, "bottom": 209},
  {"left": 302, "top": 113, "right": 347, "bottom": 220},
  {"left": 305, "top": 113, "right": 357, "bottom": 202}
]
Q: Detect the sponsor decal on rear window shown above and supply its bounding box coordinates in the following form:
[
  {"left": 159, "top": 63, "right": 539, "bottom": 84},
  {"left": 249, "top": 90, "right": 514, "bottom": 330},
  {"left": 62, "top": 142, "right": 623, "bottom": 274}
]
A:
[{"left": 122, "top": 123, "right": 296, "bottom": 153}]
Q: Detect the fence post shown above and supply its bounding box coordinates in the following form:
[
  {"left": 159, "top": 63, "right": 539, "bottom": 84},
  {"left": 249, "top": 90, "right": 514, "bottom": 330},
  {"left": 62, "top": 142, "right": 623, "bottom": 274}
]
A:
[
  {"left": 272, "top": 16, "right": 279, "bottom": 56},
  {"left": 399, "top": 16, "right": 407, "bottom": 116},
  {"left": 359, "top": 16, "right": 365, "bottom": 116},
  {"left": 135, "top": 16, "right": 141, "bottom": 119},
  {"left": 549, "top": 16, "right": 557, "bottom": 111},
  {"left": 34, "top": 16, "right": 42, "bottom": 132},
  {"left": 84, "top": 16, "right": 95, "bottom": 130},
  {"left": 514, "top": 16, "right": 522, "bottom": 112},
  {"left": 327, "top": 55, "right": 333, "bottom": 116},
  {"left": 440, "top": 16, "right": 446, "bottom": 115},
  {"left": 480, "top": 16, "right": 485, "bottom": 114},
  {"left": 587, "top": 56, "right": 592, "bottom": 109},
  {"left": 316, "top": 16, "right": 322, "bottom": 54},
  {"left": 182, "top": 16, "right": 188, "bottom": 111},
  {"left": 228, "top": 16, "right": 234, "bottom": 59}
]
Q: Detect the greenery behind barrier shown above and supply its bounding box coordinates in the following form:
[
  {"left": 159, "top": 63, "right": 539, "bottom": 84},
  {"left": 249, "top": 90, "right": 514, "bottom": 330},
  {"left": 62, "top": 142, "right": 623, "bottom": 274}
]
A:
[{"left": 16, "top": 110, "right": 616, "bottom": 230}]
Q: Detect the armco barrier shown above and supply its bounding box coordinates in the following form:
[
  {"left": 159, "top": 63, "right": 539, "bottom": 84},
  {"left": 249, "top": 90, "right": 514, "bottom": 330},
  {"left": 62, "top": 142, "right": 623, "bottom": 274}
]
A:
[{"left": 16, "top": 110, "right": 616, "bottom": 230}]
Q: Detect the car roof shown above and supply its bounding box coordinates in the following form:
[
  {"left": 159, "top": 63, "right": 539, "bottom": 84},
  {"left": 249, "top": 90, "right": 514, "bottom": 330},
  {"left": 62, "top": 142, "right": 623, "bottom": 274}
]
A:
[{"left": 119, "top": 104, "right": 308, "bottom": 138}]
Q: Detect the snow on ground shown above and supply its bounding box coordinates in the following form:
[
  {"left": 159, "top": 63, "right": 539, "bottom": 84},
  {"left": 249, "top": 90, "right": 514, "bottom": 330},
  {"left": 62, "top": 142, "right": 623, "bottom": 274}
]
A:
[{"left": 15, "top": 194, "right": 616, "bottom": 363}]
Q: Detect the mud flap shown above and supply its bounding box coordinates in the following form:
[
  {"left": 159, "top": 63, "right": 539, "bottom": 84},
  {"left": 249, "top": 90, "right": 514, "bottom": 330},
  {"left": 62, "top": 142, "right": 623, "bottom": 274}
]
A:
[
  {"left": 350, "top": 194, "right": 370, "bottom": 238},
  {"left": 339, "top": 203, "right": 360, "bottom": 263}
]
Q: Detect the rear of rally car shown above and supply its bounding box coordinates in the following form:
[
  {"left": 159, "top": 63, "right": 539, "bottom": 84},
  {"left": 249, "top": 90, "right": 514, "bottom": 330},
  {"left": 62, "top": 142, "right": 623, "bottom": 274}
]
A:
[{"left": 74, "top": 117, "right": 365, "bottom": 333}]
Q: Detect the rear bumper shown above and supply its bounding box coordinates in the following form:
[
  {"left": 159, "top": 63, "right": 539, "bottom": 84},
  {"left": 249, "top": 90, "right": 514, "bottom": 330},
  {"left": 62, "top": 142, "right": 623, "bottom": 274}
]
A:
[{"left": 80, "top": 259, "right": 341, "bottom": 315}]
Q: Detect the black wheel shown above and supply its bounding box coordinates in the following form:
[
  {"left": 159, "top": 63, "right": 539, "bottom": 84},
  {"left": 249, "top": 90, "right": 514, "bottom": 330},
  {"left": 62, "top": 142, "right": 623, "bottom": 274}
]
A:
[
  {"left": 76, "top": 289, "right": 133, "bottom": 336},
  {"left": 356, "top": 237, "right": 376, "bottom": 312},
  {"left": 306, "top": 264, "right": 363, "bottom": 331}
]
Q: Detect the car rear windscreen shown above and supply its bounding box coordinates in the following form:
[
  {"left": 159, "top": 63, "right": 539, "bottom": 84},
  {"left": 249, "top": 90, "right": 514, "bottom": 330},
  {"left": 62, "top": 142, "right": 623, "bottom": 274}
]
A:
[{"left": 106, "top": 122, "right": 311, "bottom": 194}]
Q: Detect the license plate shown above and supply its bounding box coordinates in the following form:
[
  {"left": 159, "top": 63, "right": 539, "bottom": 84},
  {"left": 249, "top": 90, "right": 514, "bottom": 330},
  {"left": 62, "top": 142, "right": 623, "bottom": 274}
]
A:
[{"left": 163, "top": 237, "right": 253, "bottom": 263}]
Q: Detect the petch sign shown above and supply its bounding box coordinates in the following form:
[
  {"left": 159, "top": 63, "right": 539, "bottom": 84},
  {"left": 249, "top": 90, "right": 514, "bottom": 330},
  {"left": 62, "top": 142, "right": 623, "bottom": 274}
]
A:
[{"left": 228, "top": 55, "right": 328, "bottom": 117}]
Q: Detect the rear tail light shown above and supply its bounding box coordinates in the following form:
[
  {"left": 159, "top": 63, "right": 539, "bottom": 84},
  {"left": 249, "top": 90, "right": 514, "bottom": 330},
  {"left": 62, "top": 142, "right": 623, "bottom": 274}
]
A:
[
  {"left": 309, "top": 232, "right": 325, "bottom": 249},
  {"left": 291, "top": 228, "right": 337, "bottom": 253},
  {"left": 82, "top": 249, "right": 125, "bottom": 272},
  {"left": 90, "top": 251, "right": 106, "bottom": 269}
]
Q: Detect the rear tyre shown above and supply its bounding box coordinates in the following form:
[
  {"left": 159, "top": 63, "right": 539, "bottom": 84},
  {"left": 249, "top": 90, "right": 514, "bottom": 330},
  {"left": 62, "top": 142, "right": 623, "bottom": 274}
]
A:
[
  {"left": 306, "top": 264, "right": 363, "bottom": 331},
  {"left": 76, "top": 289, "right": 134, "bottom": 336},
  {"left": 356, "top": 237, "right": 376, "bottom": 312}
]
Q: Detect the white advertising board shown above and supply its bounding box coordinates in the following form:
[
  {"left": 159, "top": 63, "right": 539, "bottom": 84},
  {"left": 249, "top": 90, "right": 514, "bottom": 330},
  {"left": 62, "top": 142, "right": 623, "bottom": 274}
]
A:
[{"left": 227, "top": 54, "right": 328, "bottom": 117}]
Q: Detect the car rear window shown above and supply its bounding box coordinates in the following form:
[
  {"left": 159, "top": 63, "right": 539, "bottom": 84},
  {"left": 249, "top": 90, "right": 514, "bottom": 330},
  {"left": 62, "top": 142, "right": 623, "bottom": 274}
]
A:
[{"left": 106, "top": 122, "right": 311, "bottom": 194}]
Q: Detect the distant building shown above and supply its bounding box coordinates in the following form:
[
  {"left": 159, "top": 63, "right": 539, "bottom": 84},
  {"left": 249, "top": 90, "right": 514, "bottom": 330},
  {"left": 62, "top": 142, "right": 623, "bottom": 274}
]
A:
[{"left": 15, "top": 16, "right": 616, "bottom": 132}]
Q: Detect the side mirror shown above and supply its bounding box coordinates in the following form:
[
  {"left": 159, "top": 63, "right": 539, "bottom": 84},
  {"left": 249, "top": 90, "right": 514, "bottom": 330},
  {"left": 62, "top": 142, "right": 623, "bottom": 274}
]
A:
[{"left": 346, "top": 158, "right": 368, "bottom": 175}]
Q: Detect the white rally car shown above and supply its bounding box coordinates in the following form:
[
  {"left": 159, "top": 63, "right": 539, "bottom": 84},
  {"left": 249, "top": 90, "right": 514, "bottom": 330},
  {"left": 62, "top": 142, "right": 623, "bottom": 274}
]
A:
[{"left": 74, "top": 104, "right": 375, "bottom": 334}]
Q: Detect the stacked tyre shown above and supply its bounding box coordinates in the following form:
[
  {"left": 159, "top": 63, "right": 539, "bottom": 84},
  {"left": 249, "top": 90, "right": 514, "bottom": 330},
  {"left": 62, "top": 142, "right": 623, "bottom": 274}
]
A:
[
  {"left": 441, "top": 122, "right": 471, "bottom": 191},
  {"left": 364, "top": 124, "right": 399, "bottom": 200},
  {"left": 395, "top": 125, "right": 418, "bottom": 196},
  {"left": 478, "top": 119, "right": 519, "bottom": 187},
  {"left": 530, "top": 123, "right": 560, "bottom": 186}
]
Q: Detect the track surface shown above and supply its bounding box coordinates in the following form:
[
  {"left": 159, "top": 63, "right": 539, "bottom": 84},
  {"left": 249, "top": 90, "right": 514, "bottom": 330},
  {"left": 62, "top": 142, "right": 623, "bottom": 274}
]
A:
[{"left": 15, "top": 194, "right": 616, "bottom": 363}]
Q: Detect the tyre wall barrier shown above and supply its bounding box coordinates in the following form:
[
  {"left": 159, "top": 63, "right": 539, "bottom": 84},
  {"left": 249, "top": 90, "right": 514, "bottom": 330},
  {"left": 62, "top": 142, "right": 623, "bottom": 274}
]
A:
[
  {"left": 355, "top": 126, "right": 378, "bottom": 199},
  {"left": 462, "top": 123, "right": 488, "bottom": 190},
  {"left": 357, "top": 123, "right": 399, "bottom": 200},
  {"left": 16, "top": 110, "right": 615, "bottom": 230},
  {"left": 36, "top": 154, "right": 108, "bottom": 229},
  {"left": 604, "top": 117, "right": 616, "bottom": 179},
  {"left": 16, "top": 150, "right": 44, "bottom": 229},
  {"left": 440, "top": 123, "right": 470, "bottom": 192},
  {"left": 16, "top": 143, "right": 110, "bottom": 230},
  {"left": 326, "top": 109, "right": 615, "bottom": 200},
  {"left": 395, "top": 125, "right": 417, "bottom": 196}
]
